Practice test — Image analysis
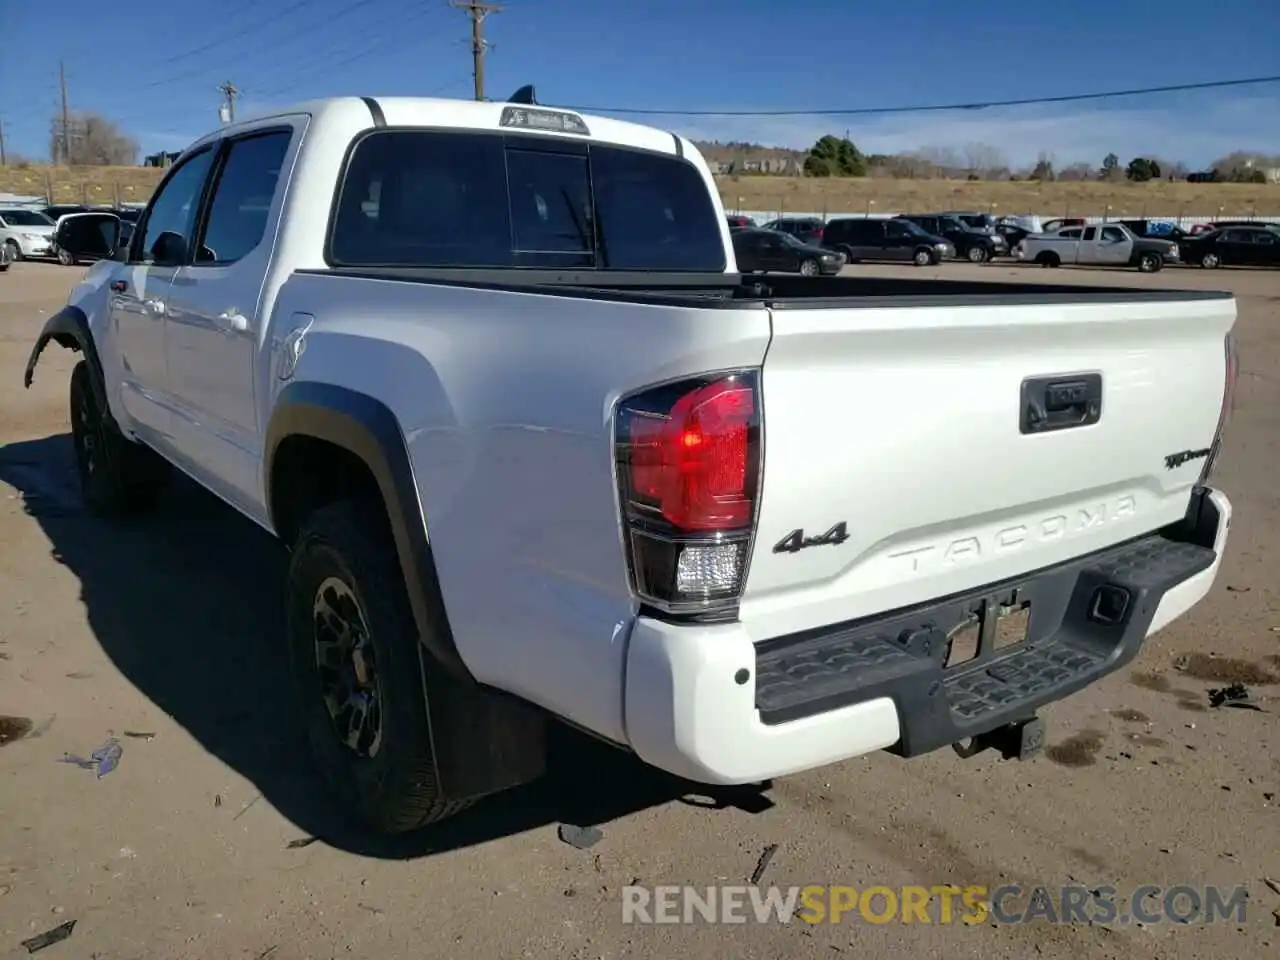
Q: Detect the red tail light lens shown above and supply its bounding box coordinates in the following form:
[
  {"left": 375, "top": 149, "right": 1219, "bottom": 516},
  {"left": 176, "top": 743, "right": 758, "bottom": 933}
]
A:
[
  {"left": 1200, "top": 330, "right": 1238, "bottom": 485},
  {"left": 615, "top": 371, "right": 762, "bottom": 618},
  {"left": 628, "top": 379, "right": 754, "bottom": 530}
]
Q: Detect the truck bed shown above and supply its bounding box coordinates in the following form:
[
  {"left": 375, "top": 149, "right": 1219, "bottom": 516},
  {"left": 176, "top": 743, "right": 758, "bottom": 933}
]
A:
[{"left": 299, "top": 267, "right": 1231, "bottom": 309}]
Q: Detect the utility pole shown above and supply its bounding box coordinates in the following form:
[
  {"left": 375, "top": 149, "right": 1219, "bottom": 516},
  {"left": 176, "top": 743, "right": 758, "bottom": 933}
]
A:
[
  {"left": 450, "top": 0, "right": 502, "bottom": 101},
  {"left": 59, "top": 59, "right": 71, "bottom": 165},
  {"left": 217, "top": 80, "right": 239, "bottom": 124},
  {"left": 0, "top": 122, "right": 7, "bottom": 166}
]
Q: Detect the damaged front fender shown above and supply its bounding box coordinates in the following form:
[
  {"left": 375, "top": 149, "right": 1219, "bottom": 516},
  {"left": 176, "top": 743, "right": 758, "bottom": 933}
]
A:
[{"left": 25, "top": 306, "right": 111, "bottom": 415}]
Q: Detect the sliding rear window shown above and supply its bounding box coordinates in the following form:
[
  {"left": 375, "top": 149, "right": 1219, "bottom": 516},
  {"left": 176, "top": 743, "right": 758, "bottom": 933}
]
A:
[{"left": 327, "top": 130, "right": 725, "bottom": 271}]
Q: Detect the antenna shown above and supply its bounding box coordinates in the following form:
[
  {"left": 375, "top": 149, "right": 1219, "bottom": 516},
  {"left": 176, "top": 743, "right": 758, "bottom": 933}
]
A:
[{"left": 507, "top": 85, "right": 537, "bottom": 105}]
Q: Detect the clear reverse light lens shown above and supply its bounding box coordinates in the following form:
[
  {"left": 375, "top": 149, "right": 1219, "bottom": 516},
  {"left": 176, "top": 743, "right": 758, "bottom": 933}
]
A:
[{"left": 675, "top": 542, "right": 745, "bottom": 596}]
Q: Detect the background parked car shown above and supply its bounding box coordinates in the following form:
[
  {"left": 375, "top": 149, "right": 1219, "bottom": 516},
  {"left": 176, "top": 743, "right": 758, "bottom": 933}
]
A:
[
  {"left": 0, "top": 207, "right": 56, "bottom": 261},
  {"left": 942, "top": 211, "right": 999, "bottom": 234},
  {"left": 1178, "top": 226, "right": 1280, "bottom": 268},
  {"left": 732, "top": 228, "right": 845, "bottom": 275},
  {"left": 725, "top": 214, "right": 756, "bottom": 230},
  {"left": 821, "top": 216, "right": 953, "bottom": 266},
  {"left": 1040, "top": 217, "right": 1086, "bottom": 234},
  {"left": 896, "top": 213, "right": 1007, "bottom": 262},
  {"left": 759, "top": 216, "right": 825, "bottom": 245}
]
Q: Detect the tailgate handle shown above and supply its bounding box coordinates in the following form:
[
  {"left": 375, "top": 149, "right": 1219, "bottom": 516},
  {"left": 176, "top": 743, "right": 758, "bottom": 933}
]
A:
[{"left": 1020, "top": 373, "right": 1102, "bottom": 434}]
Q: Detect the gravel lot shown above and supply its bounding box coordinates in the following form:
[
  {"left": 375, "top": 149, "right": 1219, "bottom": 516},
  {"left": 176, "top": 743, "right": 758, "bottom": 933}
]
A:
[{"left": 0, "top": 259, "right": 1277, "bottom": 959}]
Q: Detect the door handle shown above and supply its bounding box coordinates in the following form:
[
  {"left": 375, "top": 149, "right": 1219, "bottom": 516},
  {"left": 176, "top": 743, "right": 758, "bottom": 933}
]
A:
[
  {"left": 110, "top": 279, "right": 128, "bottom": 293},
  {"left": 216, "top": 311, "right": 250, "bottom": 334}
]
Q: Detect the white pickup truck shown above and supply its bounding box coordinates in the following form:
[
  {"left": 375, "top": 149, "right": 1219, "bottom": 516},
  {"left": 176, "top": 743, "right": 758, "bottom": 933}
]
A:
[{"left": 26, "top": 92, "right": 1237, "bottom": 835}]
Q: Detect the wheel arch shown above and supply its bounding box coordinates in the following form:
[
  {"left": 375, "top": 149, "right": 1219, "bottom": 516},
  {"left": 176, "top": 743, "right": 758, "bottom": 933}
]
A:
[
  {"left": 264, "top": 379, "right": 472, "bottom": 682},
  {"left": 24, "top": 306, "right": 111, "bottom": 412},
  {"left": 266, "top": 380, "right": 549, "bottom": 804}
]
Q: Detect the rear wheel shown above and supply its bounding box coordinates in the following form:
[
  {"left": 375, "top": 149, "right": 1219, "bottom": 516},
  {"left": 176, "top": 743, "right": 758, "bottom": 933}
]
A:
[
  {"left": 69, "top": 360, "right": 168, "bottom": 516},
  {"left": 799, "top": 258, "right": 820, "bottom": 277},
  {"left": 1036, "top": 251, "right": 1061, "bottom": 268},
  {"left": 913, "top": 248, "right": 933, "bottom": 267},
  {"left": 287, "top": 499, "right": 473, "bottom": 834}
]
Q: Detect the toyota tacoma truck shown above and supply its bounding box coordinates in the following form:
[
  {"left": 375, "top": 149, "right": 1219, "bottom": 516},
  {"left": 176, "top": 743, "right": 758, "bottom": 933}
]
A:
[{"left": 25, "top": 92, "right": 1237, "bottom": 835}]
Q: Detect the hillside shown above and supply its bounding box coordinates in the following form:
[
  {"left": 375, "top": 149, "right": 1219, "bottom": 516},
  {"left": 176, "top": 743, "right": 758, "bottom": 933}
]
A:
[{"left": 3, "top": 164, "right": 1278, "bottom": 218}]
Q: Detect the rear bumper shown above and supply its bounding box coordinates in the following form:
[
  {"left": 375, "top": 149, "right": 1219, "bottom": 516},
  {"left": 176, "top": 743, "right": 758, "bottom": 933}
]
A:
[{"left": 623, "top": 487, "right": 1230, "bottom": 784}]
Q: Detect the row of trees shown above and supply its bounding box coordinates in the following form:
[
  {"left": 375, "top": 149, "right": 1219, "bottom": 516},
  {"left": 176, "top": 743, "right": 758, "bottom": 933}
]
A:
[{"left": 791, "top": 136, "right": 1276, "bottom": 183}]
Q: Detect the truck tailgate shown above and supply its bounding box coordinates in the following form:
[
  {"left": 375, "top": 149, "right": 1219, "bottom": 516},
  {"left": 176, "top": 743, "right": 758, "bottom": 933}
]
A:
[{"left": 741, "top": 292, "right": 1234, "bottom": 636}]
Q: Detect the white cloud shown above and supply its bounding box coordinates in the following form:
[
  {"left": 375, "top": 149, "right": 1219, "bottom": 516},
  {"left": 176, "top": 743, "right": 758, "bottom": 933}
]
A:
[{"left": 658, "top": 93, "right": 1280, "bottom": 169}]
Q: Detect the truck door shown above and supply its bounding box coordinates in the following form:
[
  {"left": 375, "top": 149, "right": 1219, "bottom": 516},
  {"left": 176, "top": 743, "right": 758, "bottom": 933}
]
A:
[{"left": 163, "top": 126, "right": 296, "bottom": 516}]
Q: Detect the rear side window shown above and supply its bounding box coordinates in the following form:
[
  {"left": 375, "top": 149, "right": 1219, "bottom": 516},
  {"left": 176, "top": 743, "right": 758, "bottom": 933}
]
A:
[{"left": 329, "top": 130, "right": 725, "bottom": 271}]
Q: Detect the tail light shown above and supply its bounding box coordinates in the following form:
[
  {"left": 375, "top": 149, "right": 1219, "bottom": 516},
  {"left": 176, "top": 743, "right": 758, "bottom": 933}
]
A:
[
  {"left": 1200, "top": 330, "right": 1239, "bottom": 484},
  {"left": 613, "top": 371, "right": 762, "bottom": 618}
]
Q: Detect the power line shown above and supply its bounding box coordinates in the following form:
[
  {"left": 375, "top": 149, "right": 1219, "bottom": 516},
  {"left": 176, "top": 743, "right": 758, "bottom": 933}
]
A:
[
  {"left": 247, "top": 6, "right": 448, "bottom": 102},
  {"left": 140, "top": 0, "right": 386, "bottom": 90},
  {"left": 450, "top": 0, "right": 502, "bottom": 101},
  {"left": 568, "top": 74, "right": 1280, "bottom": 118}
]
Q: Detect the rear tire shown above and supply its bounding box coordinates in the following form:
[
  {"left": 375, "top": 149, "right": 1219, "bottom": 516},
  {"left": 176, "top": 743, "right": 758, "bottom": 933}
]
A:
[
  {"left": 69, "top": 360, "right": 168, "bottom": 517},
  {"left": 1036, "top": 251, "right": 1061, "bottom": 268},
  {"left": 286, "top": 499, "right": 474, "bottom": 834}
]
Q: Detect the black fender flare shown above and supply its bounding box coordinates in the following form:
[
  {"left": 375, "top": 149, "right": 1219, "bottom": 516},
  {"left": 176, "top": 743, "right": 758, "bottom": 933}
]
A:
[
  {"left": 264, "top": 380, "right": 473, "bottom": 682},
  {"left": 24, "top": 306, "right": 114, "bottom": 418},
  {"left": 265, "top": 381, "right": 548, "bottom": 799}
]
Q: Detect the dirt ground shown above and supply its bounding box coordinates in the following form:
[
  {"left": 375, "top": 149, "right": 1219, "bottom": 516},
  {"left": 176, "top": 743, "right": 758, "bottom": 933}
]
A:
[{"left": 0, "top": 258, "right": 1277, "bottom": 959}]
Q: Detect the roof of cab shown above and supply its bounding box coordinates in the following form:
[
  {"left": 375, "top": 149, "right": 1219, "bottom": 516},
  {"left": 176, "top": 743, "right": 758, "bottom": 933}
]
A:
[{"left": 210, "top": 94, "right": 688, "bottom": 160}]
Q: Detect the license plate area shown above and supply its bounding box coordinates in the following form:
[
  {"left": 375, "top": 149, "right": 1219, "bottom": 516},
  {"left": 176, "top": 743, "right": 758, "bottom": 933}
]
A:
[{"left": 944, "top": 588, "right": 1032, "bottom": 669}]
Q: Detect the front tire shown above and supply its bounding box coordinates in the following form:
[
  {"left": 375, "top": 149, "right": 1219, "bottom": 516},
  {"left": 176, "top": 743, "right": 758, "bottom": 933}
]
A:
[
  {"left": 4, "top": 240, "right": 20, "bottom": 263},
  {"left": 799, "top": 258, "right": 820, "bottom": 277},
  {"left": 913, "top": 248, "right": 933, "bottom": 267},
  {"left": 967, "top": 245, "right": 988, "bottom": 263},
  {"left": 286, "top": 499, "right": 473, "bottom": 834},
  {"left": 69, "top": 361, "right": 168, "bottom": 516},
  {"left": 1201, "top": 252, "right": 1221, "bottom": 268},
  {"left": 1137, "top": 252, "right": 1162, "bottom": 273},
  {"left": 57, "top": 248, "right": 76, "bottom": 266}
]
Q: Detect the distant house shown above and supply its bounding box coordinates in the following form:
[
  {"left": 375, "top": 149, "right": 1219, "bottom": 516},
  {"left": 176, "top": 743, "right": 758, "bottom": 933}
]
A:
[{"left": 696, "top": 142, "right": 805, "bottom": 176}]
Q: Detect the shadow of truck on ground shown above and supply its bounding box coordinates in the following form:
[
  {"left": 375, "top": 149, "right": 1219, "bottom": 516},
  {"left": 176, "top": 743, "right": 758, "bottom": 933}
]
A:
[{"left": 0, "top": 432, "right": 772, "bottom": 860}]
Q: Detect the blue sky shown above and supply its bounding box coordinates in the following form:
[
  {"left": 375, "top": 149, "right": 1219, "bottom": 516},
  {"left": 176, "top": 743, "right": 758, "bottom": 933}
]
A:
[{"left": 3, "top": 0, "right": 1279, "bottom": 167}]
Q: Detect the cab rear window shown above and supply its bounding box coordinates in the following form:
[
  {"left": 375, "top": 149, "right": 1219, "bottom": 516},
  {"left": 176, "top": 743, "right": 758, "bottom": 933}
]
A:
[{"left": 328, "top": 130, "right": 726, "bottom": 272}]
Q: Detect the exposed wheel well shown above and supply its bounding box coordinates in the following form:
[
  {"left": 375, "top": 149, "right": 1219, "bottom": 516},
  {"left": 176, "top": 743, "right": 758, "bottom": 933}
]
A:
[{"left": 269, "top": 435, "right": 385, "bottom": 546}]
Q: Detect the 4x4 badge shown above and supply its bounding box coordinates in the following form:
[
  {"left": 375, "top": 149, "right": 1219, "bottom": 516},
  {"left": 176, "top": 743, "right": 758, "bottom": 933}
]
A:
[{"left": 773, "top": 522, "right": 850, "bottom": 554}]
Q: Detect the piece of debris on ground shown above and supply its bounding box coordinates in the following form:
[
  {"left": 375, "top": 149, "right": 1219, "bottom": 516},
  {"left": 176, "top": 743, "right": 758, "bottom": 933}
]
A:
[
  {"left": 60, "top": 738, "right": 122, "bottom": 777},
  {"left": 750, "top": 843, "right": 779, "bottom": 884},
  {"left": 121, "top": 730, "right": 156, "bottom": 740},
  {"left": 285, "top": 836, "right": 319, "bottom": 850},
  {"left": 1209, "top": 682, "right": 1263, "bottom": 710},
  {"left": 20, "top": 918, "right": 75, "bottom": 953},
  {"left": 557, "top": 824, "right": 603, "bottom": 850},
  {"left": 0, "top": 716, "right": 33, "bottom": 746}
]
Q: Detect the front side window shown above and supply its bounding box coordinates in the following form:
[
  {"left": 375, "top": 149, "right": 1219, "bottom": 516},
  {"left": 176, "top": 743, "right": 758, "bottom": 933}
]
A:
[
  {"left": 135, "top": 148, "right": 215, "bottom": 265},
  {"left": 329, "top": 130, "right": 725, "bottom": 271},
  {"left": 1101, "top": 226, "right": 1125, "bottom": 242}
]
